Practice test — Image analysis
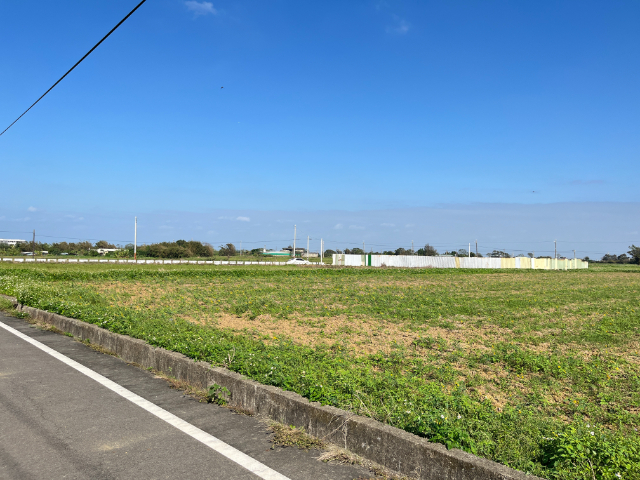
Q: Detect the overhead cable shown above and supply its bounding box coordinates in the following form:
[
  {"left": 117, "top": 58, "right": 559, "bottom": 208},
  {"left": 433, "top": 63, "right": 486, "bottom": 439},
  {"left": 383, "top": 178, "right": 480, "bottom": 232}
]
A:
[{"left": 0, "top": 0, "right": 147, "bottom": 137}]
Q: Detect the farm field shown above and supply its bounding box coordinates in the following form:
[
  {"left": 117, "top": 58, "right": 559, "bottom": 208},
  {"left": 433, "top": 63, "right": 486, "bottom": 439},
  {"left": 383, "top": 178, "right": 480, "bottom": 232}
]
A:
[{"left": 1, "top": 263, "right": 639, "bottom": 479}]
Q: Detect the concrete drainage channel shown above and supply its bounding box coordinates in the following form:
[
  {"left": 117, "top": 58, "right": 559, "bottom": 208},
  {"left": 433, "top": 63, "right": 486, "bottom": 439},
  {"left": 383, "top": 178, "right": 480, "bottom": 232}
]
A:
[{"left": 2, "top": 296, "right": 541, "bottom": 480}]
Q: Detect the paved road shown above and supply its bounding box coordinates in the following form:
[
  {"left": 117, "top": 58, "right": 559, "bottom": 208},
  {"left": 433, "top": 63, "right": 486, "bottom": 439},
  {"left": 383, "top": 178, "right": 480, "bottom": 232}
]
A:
[{"left": 0, "top": 312, "right": 373, "bottom": 480}]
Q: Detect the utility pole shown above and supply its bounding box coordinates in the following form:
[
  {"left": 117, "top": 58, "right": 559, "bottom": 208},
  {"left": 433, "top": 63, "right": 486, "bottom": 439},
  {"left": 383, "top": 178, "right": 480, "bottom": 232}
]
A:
[
  {"left": 32, "top": 229, "right": 35, "bottom": 257},
  {"left": 475, "top": 240, "right": 478, "bottom": 257},
  {"left": 363, "top": 241, "right": 365, "bottom": 254},
  {"left": 554, "top": 240, "right": 557, "bottom": 259},
  {"left": 573, "top": 249, "right": 576, "bottom": 259},
  {"left": 134, "top": 217, "right": 137, "bottom": 261},
  {"left": 307, "top": 236, "right": 310, "bottom": 260},
  {"left": 320, "top": 238, "right": 323, "bottom": 263},
  {"left": 293, "top": 225, "right": 296, "bottom": 258},
  {"left": 469, "top": 243, "right": 471, "bottom": 258},
  {"left": 411, "top": 240, "right": 414, "bottom": 255}
]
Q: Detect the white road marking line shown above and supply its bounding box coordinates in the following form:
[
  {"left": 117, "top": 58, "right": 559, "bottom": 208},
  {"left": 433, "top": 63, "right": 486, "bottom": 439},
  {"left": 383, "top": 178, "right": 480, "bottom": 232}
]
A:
[{"left": 0, "top": 320, "right": 290, "bottom": 480}]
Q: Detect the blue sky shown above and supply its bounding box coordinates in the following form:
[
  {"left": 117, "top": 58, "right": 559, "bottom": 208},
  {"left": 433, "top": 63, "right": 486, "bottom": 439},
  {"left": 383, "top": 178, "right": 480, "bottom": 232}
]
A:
[{"left": 1, "top": 1, "right": 639, "bottom": 257}]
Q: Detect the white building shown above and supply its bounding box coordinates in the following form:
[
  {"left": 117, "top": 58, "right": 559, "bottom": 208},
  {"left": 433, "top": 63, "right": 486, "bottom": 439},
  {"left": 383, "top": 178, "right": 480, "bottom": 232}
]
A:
[
  {"left": 95, "top": 248, "right": 121, "bottom": 256},
  {"left": 0, "top": 239, "right": 26, "bottom": 247}
]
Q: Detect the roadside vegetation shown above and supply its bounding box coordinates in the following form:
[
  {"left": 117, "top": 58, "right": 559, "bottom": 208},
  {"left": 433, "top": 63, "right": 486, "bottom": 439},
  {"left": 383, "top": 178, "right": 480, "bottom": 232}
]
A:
[
  {"left": 0, "top": 240, "right": 330, "bottom": 262},
  {"left": 0, "top": 263, "right": 638, "bottom": 479}
]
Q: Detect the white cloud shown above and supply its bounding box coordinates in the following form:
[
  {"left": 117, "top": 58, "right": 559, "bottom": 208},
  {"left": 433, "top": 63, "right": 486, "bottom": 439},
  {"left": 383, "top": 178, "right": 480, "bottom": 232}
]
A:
[
  {"left": 405, "top": 223, "right": 415, "bottom": 227},
  {"left": 185, "top": 1, "right": 217, "bottom": 16},
  {"left": 236, "top": 216, "right": 250, "bottom": 222},
  {"left": 349, "top": 225, "right": 364, "bottom": 230},
  {"left": 386, "top": 17, "right": 410, "bottom": 34},
  {"left": 334, "top": 223, "right": 343, "bottom": 230},
  {"left": 27, "top": 206, "right": 37, "bottom": 212},
  {"left": 381, "top": 223, "right": 395, "bottom": 227}
]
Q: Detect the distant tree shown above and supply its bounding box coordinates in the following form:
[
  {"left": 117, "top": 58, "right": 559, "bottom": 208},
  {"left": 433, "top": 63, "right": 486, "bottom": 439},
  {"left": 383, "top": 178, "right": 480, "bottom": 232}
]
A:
[
  {"left": 617, "top": 253, "right": 630, "bottom": 264},
  {"left": 629, "top": 245, "right": 640, "bottom": 265},
  {"left": 395, "top": 247, "right": 409, "bottom": 256},
  {"left": 186, "top": 240, "right": 214, "bottom": 257},
  {"left": 417, "top": 244, "right": 438, "bottom": 256},
  {"left": 583, "top": 256, "right": 590, "bottom": 262},
  {"left": 350, "top": 248, "right": 365, "bottom": 254},
  {"left": 218, "top": 243, "right": 236, "bottom": 257},
  {"left": 344, "top": 248, "right": 352, "bottom": 254},
  {"left": 324, "top": 249, "right": 336, "bottom": 257},
  {"left": 95, "top": 240, "right": 115, "bottom": 249},
  {"left": 76, "top": 241, "right": 93, "bottom": 254},
  {"left": 382, "top": 250, "right": 394, "bottom": 255},
  {"left": 527, "top": 253, "right": 534, "bottom": 258},
  {"left": 601, "top": 253, "right": 618, "bottom": 263},
  {"left": 488, "top": 250, "right": 511, "bottom": 258}
]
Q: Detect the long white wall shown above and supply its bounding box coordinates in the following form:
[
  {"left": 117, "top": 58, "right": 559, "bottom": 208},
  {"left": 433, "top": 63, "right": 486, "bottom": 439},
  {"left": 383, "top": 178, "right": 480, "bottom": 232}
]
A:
[{"left": 333, "top": 254, "right": 588, "bottom": 270}]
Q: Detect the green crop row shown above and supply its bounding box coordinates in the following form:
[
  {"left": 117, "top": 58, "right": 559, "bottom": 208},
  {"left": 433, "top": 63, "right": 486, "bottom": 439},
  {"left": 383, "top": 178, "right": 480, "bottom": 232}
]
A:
[{"left": 0, "top": 263, "right": 639, "bottom": 479}]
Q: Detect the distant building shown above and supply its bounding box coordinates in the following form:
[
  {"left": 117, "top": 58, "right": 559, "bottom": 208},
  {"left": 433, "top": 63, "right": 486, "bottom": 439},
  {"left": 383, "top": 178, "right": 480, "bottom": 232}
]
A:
[
  {"left": 0, "top": 239, "right": 26, "bottom": 247},
  {"left": 262, "top": 249, "right": 290, "bottom": 256},
  {"left": 281, "top": 247, "right": 306, "bottom": 256},
  {"left": 95, "top": 248, "right": 121, "bottom": 256}
]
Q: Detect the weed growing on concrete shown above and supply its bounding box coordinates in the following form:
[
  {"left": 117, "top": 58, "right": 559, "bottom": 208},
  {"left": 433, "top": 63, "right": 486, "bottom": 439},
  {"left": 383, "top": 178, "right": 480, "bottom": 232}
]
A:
[
  {"left": 206, "top": 383, "right": 230, "bottom": 405},
  {"left": 269, "top": 423, "right": 327, "bottom": 450}
]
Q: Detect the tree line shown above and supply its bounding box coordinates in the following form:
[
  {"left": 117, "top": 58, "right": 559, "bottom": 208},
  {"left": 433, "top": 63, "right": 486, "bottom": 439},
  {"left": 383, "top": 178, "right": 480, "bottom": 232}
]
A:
[
  {"left": 588, "top": 245, "right": 640, "bottom": 264},
  {"left": 325, "top": 244, "right": 640, "bottom": 264},
  {"left": 2, "top": 240, "right": 638, "bottom": 264},
  {"left": 0, "top": 239, "right": 216, "bottom": 259}
]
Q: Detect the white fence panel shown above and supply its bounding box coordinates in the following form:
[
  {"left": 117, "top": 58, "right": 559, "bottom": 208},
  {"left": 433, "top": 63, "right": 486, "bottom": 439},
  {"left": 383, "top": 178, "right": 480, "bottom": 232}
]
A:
[
  {"left": 369, "top": 255, "right": 457, "bottom": 268},
  {"left": 344, "top": 255, "right": 364, "bottom": 266}
]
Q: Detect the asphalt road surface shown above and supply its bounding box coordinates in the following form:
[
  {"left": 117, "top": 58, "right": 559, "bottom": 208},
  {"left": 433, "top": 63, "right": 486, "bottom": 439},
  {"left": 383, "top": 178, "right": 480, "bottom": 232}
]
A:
[{"left": 0, "top": 312, "right": 374, "bottom": 480}]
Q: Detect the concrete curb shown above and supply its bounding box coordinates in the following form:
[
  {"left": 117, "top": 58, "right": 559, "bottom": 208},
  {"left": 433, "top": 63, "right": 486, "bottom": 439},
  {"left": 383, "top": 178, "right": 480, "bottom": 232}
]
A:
[{"left": 2, "top": 296, "right": 542, "bottom": 480}]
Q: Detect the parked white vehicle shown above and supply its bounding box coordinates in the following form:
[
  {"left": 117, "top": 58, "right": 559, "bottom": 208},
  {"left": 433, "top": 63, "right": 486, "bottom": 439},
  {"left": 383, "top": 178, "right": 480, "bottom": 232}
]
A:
[{"left": 286, "top": 258, "right": 311, "bottom": 265}]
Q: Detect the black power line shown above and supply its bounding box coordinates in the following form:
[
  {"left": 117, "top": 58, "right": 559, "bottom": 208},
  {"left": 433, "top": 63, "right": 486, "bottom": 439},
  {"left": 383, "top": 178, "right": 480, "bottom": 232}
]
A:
[{"left": 0, "top": 0, "right": 147, "bottom": 137}]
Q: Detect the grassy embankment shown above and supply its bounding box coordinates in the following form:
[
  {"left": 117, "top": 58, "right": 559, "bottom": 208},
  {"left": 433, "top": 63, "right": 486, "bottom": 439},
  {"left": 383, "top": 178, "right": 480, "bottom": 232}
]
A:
[{"left": 0, "top": 263, "right": 638, "bottom": 479}]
